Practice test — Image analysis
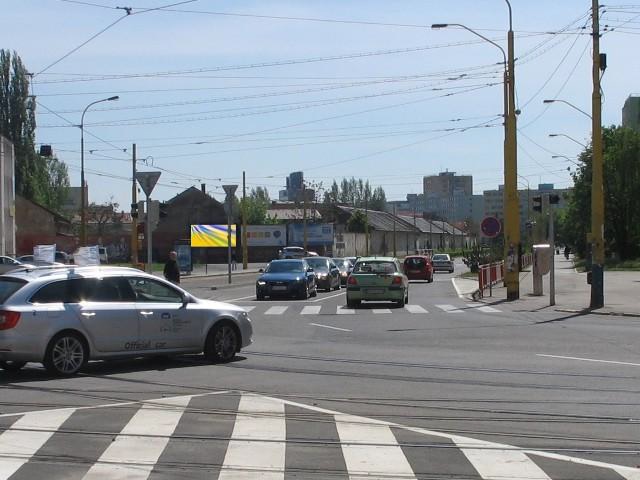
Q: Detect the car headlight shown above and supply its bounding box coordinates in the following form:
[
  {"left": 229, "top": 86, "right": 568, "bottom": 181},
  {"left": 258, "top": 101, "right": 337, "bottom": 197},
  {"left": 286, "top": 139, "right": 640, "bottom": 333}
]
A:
[
  {"left": 257, "top": 280, "right": 266, "bottom": 286},
  {"left": 317, "top": 273, "right": 327, "bottom": 278},
  {"left": 341, "top": 272, "right": 348, "bottom": 277}
]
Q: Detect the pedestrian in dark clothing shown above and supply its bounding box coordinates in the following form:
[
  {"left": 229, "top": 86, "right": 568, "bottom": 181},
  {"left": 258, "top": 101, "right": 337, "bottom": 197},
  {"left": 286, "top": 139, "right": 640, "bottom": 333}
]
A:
[
  {"left": 231, "top": 251, "right": 238, "bottom": 271},
  {"left": 164, "top": 251, "right": 180, "bottom": 284}
]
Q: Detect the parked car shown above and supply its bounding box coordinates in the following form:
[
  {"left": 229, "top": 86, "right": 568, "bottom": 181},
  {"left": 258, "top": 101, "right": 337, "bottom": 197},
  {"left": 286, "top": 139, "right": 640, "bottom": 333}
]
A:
[
  {"left": 432, "top": 253, "right": 454, "bottom": 273},
  {"left": 256, "top": 259, "right": 317, "bottom": 300},
  {"left": 346, "top": 257, "right": 409, "bottom": 308},
  {"left": 305, "top": 256, "right": 341, "bottom": 291},
  {"left": 16, "top": 255, "right": 65, "bottom": 267},
  {"left": 0, "top": 256, "right": 32, "bottom": 275},
  {"left": 333, "top": 257, "right": 353, "bottom": 286},
  {"left": 277, "top": 246, "right": 307, "bottom": 259},
  {"left": 0, "top": 266, "right": 253, "bottom": 375},
  {"left": 404, "top": 255, "right": 434, "bottom": 282}
]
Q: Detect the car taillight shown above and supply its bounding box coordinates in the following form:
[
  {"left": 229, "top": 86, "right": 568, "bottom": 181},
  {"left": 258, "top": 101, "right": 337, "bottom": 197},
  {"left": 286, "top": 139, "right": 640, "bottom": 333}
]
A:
[
  {"left": 0, "top": 311, "right": 20, "bottom": 330},
  {"left": 391, "top": 276, "right": 403, "bottom": 285},
  {"left": 347, "top": 275, "right": 357, "bottom": 285}
]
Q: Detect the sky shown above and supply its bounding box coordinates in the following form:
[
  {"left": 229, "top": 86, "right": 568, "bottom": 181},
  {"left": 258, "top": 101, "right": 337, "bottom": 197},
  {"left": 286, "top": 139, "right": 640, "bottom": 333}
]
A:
[{"left": 4, "top": 1, "right": 639, "bottom": 207}]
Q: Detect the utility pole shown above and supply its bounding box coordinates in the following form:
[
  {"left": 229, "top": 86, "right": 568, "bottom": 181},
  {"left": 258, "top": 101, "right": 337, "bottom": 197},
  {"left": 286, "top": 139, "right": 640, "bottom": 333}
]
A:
[
  {"left": 130, "top": 144, "right": 138, "bottom": 264},
  {"left": 549, "top": 195, "right": 556, "bottom": 306},
  {"left": 242, "top": 171, "right": 248, "bottom": 270},
  {"left": 504, "top": 2, "right": 521, "bottom": 300},
  {"left": 223, "top": 185, "right": 238, "bottom": 284},
  {"left": 393, "top": 204, "right": 397, "bottom": 257},
  {"left": 303, "top": 183, "right": 308, "bottom": 252},
  {"left": 590, "top": 0, "right": 605, "bottom": 308},
  {"left": 364, "top": 192, "right": 369, "bottom": 255}
]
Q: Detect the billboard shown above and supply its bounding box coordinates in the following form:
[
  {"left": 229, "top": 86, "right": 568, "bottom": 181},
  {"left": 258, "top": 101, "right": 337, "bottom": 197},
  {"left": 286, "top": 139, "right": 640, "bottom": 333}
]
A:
[
  {"left": 247, "top": 225, "right": 286, "bottom": 247},
  {"left": 190, "top": 224, "right": 236, "bottom": 247},
  {"left": 288, "top": 223, "right": 334, "bottom": 246}
]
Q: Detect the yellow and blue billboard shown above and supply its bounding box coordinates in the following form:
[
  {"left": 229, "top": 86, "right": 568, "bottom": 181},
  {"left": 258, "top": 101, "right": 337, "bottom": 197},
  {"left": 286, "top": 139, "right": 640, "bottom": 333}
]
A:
[{"left": 190, "top": 224, "right": 236, "bottom": 247}]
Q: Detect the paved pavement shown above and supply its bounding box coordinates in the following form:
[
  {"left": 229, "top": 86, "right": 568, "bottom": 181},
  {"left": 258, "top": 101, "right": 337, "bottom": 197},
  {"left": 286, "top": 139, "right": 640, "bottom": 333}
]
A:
[{"left": 454, "top": 253, "right": 640, "bottom": 317}]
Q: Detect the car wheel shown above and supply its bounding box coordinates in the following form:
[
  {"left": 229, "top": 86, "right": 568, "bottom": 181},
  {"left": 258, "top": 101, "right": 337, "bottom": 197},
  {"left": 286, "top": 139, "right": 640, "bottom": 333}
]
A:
[
  {"left": 0, "top": 360, "right": 27, "bottom": 373},
  {"left": 300, "top": 285, "right": 309, "bottom": 300},
  {"left": 256, "top": 291, "right": 264, "bottom": 301},
  {"left": 43, "top": 332, "right": 88, "bottom": 376},
  {"left": 204, "top": 321, "right": 239, "bottom": 363},
  {"left": 429, "top": 274, "right": 434, "bottom": 283},
  {"left": 333, "top": 281, "right": 340, "bottom": 291},
  {"left": 396, "top": 291, "right": 406, "bottom": 308},
  {"left": 310, "top": 286, "right": 317, "bottom": 297}
]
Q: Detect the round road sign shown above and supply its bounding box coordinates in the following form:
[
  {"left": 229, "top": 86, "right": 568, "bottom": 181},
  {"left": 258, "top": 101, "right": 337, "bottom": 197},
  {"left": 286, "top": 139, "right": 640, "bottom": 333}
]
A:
[{"left": 481, "top": 216, "right": 502, "bottom": 238}]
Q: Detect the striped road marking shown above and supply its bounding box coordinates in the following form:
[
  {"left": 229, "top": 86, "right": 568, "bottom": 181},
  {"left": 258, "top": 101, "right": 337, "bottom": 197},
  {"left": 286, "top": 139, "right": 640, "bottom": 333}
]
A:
[
  {"left": 468, "top": 303, "right": 501, "bottom": 313},
  {"left": 0, "top": 408, "right": 75, "bottom": 480},
  {"left": 373, "top": 308, "right": 392, "bottom": 314},
  {"left": 435, "top": 304, "right": 463, "bottom": 313},
  {"left": 219, "top": 394, "right": 286, "bottom": 480},
  {"left": 337, "top": 306, "right": 356, "bottom": 315},
  {"left": 265, "top": 306, "right": 288, "bottom": 315},
  {"left": 404, "top": 305, "right": 428, "bottom": 314},
  {"left": 83, "top": 396, "right": 192, "bottom": 480},
  {"left": 301, "top": 305, "right": 322, "bottom": 315}
]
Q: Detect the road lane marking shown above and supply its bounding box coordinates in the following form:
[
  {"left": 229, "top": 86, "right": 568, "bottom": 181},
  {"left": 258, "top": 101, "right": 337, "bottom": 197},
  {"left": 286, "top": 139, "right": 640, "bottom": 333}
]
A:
[
  {"left": 435, "top": 304, "right": 463, "bottom": 313},
  {"left": 309, "top": 323, "right": 352, "bottom": 332},
  {"left": 468, "top": 303, "right": 501, "bottom": 313},
  {"left": 222, "top": 294, "right": 257, "bottom": 302},
  {"left": 265, "top": 306, "right": 288, "bottom": 315},
  {"left": 372, "top": 308, "right": 392, "bottom": 314},
  {"left": 454, "top": 435, "right": 552, "bottom": 480},
  {"left": 301, "top": 305, "right": 321, "bottom": 315},
  {"left": 404, "top": 304, "right": 428, "bottom": 314},
  {"left": 219, "top": 394, "right": 285, "bottom": 480},
  {"left": 310, "top": 290, "right": 345, "bottom": 302},
  {"left": 451, "top": 277, "right": 466, "bottom": 299},
  {"left": 337, "top": 306, "right": 356, "bottom": 315},
  {"left": 537, "top": 354, "right": 640, "bottom": 367},
  {"left": 0, "top": 408, "right": 75, "bottom": 480},
  {"left": 335, "top": 414, "right": 417, "bottom": 480},
  {"left": 83, "top": 395, "right": 191, "bottom": 480}
]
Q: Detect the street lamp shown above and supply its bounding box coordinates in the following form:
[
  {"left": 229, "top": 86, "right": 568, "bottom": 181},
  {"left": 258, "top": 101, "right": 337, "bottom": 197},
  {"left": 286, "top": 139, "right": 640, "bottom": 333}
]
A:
[
  {"left": 432, "top": 0, "right": 520, "bottom": 299},
  {"left": 548, "top": 133, "right": 587, "bottom": 149},
  {"left": 543, "top": 99, "right": 592, "bottom": 119},
  {"left": 551, "top": 155, "right": 580, "bottom": 166},
  {"left": 79, "top": 95, "right": 119, "bottom": 246}
]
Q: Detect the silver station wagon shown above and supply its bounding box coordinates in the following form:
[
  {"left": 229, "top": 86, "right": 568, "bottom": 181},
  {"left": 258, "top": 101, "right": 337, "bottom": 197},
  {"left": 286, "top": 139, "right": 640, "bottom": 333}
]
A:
[{"left": 0, "top": 266, "right": 252, "bottom": 376}]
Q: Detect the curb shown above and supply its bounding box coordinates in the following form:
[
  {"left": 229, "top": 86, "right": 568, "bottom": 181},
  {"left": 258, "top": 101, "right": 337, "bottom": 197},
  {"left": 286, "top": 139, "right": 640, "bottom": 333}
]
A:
[
  {"left": 177, "top": 270, "right": 260, "bottom": 281},
  {"left": 554, "top": 308, "right": 640, "bottom": 318}
]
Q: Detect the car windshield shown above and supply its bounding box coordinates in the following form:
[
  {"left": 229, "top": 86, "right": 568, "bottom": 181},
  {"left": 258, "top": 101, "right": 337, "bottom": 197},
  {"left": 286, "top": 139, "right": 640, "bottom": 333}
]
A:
[
  {"left": 0, "top": 278, "right": 27, "bottom": 303},
  {"left": 354, "top": 261, "right": 397, "bottom": 274},
  {"left": 306, "top": 258, "right": 328, "bottom": 270},
  {"left": 405, "top": 257, "right": 426, "bottom": 268},
  {"left": 266, "top": 261, "right": 305, "bottom": 273},
  {"left": 432, "top": 254, "right": 449, "bottom": 261}
]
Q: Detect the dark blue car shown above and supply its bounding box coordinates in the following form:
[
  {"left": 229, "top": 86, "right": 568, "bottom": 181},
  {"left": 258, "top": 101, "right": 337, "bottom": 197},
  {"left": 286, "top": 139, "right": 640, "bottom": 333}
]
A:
[{"left": 256, "top": 259, "right": 318, "bottom": 300}]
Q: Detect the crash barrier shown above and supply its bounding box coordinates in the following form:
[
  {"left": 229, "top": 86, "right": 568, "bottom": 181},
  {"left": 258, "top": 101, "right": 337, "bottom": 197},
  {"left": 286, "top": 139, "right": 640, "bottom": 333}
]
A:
[
  {"left": 477, "top": 261, "right": 504, "bottom": 299},
  {"left": 520, "top": 253, "right": 533, "bottom": 270}
]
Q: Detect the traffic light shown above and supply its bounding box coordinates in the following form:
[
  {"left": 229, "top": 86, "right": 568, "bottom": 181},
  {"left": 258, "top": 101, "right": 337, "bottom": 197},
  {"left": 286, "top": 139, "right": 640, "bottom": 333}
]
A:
[
  {"left": 533, "top": 195, "right": 543, "bottom": 213},
  {"left": 131, "top": 203, "right": 138, "bottom": 218},
  {"left": 131, "top": 201, "right": 145, "bottom": 219},
  {"left": 549, "top": 194, "right": 560, "bottom": 205}
]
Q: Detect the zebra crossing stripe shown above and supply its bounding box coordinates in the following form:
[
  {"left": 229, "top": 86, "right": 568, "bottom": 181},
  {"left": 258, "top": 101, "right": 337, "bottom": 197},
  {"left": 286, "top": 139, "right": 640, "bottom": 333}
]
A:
[
  {"left": 337, "top": 306, "right": 355, "bottom": 315},
  {"left": 468, "top": 303, "right": 501, "bottom": 313},
  {"left": 373, "top": 308, "right": 392, "bottom": 314},
  {"left": 301, "top": 305, "right": 321, "bottom": 315},
  {"left": 435, "top": 304, "right": 463, "bottom": 313},
  {"left": 404, "top": 305, "right": 428, "bottom": 314},
  {"left": 83, "top": 395, "right": 192, "bottom": 480},
  {"left": 265, "top": 306, "right": 288, "bottom": 315},
  {"left": 453, "top": 435, "right": 552, "bottom": 480},
  {"left": 219, "top": 394, "right": 286, "bottom": 479},
  {"left": 335, "top": 414, "right": 417, "bottom": 479},
  {"left": 0, "top": 408, "right": 75, "bottom": 480}
]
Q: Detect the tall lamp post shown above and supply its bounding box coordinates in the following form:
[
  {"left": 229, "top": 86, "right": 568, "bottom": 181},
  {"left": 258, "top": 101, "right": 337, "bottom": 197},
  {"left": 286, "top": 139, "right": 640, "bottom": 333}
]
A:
[
  {"left": 432, "top": 0, "right": 520, "bottom": 299},
  {"left": 79, "top": 95, "right": 119, "bottom": 246},
  {"left": 548, "top": 133, "right": 587, "bottom": 149},
  {"left": 543, "top": 99, "right": 592, "bottom": 120}
]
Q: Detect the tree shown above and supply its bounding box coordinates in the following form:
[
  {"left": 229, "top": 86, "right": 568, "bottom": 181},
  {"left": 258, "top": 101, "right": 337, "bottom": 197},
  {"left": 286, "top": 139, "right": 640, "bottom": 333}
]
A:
[
  {"left": 241, "top": 187, "right": 271, "bottom": 224},
  {"left": 323, "top": 177, "right": 387, "bottom": 210},
  {"left": 0, "top": 49, "right": 69, "bottom": 210},
  {"left": 347, "top": 209, "right": 368, "bottom": 233},
  {"left": 561, "top": 126, "right": 640, "bottom": 260}
]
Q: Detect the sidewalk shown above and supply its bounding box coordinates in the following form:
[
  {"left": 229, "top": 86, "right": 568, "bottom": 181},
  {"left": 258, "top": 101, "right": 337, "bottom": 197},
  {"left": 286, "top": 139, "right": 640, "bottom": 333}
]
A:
[
  {"left": 454, "top": 255, "right": 640, "bottom": 317},
  {"left": 152, "top": 262, "right": 265, "bottom": 279}
]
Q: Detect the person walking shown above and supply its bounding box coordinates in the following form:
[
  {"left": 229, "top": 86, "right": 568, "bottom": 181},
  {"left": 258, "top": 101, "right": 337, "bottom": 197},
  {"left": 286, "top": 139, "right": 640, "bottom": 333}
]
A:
[
  {"left": 231, "top": 251, "right": 238, "bottom": 271},
  {"left": 163, "top": 251, "right": 180, "bottom": 284}
]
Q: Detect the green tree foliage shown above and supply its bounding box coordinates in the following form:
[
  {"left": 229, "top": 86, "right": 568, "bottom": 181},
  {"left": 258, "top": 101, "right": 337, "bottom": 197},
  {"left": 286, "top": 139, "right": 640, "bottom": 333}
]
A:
[
  {"left": 346, "top": 209, "right": 368, "bottom": 233},
  {"left": 560, "top": 126, "right": 640, "bottom": 260},
  {"left": 0, "top": 50, "right": 69, "bottom": 211},
  {"left": 241, "top": 186, "right": 273, "bottom": 224},
  {"left": 323, "top": 177, "right": 387, "bottom": 210}
]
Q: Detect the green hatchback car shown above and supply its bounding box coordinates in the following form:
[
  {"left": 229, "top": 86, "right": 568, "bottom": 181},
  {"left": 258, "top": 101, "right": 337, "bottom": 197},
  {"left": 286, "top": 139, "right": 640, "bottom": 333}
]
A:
[{"left": 346, "top": 257, "right": 409, "bottom": 308}]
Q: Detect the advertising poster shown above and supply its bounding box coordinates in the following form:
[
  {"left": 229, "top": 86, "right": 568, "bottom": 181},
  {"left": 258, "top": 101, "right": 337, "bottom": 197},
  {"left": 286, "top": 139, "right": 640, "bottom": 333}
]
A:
[
  {"left": 288, "top": 224, "right": 334, "bottom": 246},
  {"left": 174, "top": 244, "right": 192, "bottom": 273},
  {"left": 74, "top": 246, "right": 100, "bottom": 266},
  {"left": 246, "top": 225, "right": 286, "bottom": 247},
  {"left": 190, "top": 225, "right": 237, "bottom": 247},
  {"left": 33, "top": 244, "right": 56, "bottom": 263}
]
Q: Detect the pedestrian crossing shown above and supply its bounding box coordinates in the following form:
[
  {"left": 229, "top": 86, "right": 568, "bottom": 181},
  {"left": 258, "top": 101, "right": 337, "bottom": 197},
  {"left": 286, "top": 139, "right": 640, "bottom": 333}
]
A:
[
  {"left": 0, "top": 391, "right": 637, "bottom": 480},
  {"left": 240, "top": 303, "right": 503, "bottom": 316}
]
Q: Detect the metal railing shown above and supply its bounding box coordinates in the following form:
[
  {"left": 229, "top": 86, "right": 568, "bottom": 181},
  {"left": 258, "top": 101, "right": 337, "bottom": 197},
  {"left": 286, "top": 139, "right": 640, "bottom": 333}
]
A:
[{"left": 477, "top": 261, "right": 504, "bottom": 299}]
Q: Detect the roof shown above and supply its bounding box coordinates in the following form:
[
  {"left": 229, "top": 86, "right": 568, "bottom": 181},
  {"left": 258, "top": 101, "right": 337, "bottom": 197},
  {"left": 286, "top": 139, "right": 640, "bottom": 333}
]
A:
[
  {"left": 337, "top": 206, "right": 418, "bottom": 232},
  {"left": 166, "top": 186, "right": 221, "bottom": 206},
  {"left": 397, "top": 215, "right": 464, "bottom": 235},
  {"left": 4, "top": 265, "right": 147, "bottom": 281}
]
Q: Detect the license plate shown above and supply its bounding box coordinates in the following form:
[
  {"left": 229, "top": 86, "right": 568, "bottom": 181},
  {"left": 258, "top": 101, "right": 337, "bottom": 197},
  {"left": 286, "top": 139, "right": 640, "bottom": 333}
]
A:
[
  {"left": 272, "top": 285, "right": 287, "bottom": 291},
  {"left": 366, "top": 288, "right": 385, "bottom": 294}
]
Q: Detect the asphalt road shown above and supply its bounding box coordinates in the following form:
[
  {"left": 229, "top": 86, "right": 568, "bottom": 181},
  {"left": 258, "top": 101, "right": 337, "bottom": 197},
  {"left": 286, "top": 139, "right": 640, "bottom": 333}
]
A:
[{"left": 1, "top": 258, "right": 640, "bottom": 479}]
